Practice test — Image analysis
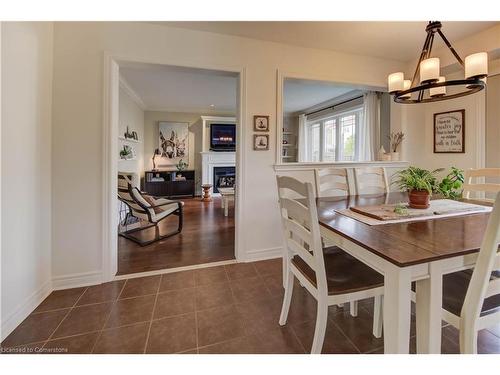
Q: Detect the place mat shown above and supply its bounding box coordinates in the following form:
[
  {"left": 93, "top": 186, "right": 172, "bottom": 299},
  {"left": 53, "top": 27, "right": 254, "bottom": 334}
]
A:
[{"left": 336, "top": 199, "right": 491, "bottom": 226}]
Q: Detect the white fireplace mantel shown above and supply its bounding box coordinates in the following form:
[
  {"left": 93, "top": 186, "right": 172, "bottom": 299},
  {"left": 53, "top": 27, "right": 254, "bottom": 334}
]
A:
[{"left": 201, "top": 152, "right": 236, "bottom": 193}]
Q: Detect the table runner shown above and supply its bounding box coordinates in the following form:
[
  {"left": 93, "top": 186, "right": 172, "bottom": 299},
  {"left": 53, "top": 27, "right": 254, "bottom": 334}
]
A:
[{"left": 335, "top": 199, "right": 491, "bottom": 226}]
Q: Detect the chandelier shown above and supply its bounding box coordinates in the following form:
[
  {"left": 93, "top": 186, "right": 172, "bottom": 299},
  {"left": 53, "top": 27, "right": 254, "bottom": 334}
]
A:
[{"left": 388, "top": 21, "right": 488, "bottom": 104}]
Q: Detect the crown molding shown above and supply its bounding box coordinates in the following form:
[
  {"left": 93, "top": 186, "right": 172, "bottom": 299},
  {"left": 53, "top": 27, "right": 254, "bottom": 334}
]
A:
[
  {"left": 119, "top": 76, "right": 146, "bottom": 110},
  {"left": 145, "top": 106, "right": 236, "bottom": 115}
]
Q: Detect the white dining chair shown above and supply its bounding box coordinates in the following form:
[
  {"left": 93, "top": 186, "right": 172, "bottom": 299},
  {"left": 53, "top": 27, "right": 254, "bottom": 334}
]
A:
[
  {"left": 314, "top": 167, "right": 359, "bottom": 315},
  {"left": 354, "top": 167, "right": 389, "bottom": 195},
  {"left": 276, "top": 175, "right": 384, "bottom": 353},
  {"left": 441, "top": 192, "right": 500, "bottom": 354},
  {"left": 314, "top": 167, "right": 350, "bottom": 197},
  {"left": 463, "top": 168, "right": 500, "bottom": 202}
]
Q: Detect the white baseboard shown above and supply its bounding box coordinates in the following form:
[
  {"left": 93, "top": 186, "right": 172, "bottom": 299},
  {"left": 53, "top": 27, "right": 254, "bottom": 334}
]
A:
[
  {"left": 244, "top": 246, "right": 283, "bottom": 262},
  {"left": 1, "top": 279, "right": 52, "bottom": 341},
  {"left": 51, "top": 270, "right": 103, "bottom": 290}
]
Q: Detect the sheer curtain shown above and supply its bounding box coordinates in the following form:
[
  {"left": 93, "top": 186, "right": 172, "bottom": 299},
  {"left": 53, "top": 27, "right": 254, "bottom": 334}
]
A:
[
  {"left": 359, "top": 92, "right": 380, "bottom": 161},
  {"left": 297, "top": 114, "right": 307, "bottom": 162}
]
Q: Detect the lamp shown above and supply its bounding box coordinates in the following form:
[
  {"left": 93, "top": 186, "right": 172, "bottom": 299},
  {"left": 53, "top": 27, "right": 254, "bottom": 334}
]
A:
[
  {"left": 387, "top": 21, "right": 487, "bottom": 104},
  {"left": 152, "top": 148, "right": 161, "bottom": 171}
]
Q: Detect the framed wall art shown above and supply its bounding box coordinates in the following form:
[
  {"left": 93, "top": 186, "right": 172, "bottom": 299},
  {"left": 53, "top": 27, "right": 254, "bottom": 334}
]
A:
[
  {"left": 253, "top": 115, "right": 269, "bottom": 132},
  {"left": 433, "top": 109, "right": 465, "bottom": 153},
  {"left": 253, "top": 134, "right": 269, "bottom": 151},
  {"left": 158, "top": 121, "right": 189, "bottom": 166}
]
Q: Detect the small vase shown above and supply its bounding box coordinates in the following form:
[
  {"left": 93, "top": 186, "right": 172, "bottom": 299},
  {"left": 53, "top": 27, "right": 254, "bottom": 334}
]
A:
[
  {"left": 390, "top": 152, "right": 400, "bottom": 161},
  {"left": 408, "top": 189, "right": 430, "bottom": 209}
]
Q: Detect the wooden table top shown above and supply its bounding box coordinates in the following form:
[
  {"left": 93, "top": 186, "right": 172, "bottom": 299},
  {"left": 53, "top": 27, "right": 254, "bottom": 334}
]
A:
[{"left": 317, "top": 192, "right": 493, "bottom": 267}]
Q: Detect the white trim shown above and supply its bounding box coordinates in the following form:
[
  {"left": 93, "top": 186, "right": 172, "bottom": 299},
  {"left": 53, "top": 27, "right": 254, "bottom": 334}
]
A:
[
  {"left": 274, "top": 160, "right": 409, "bottom": 172},
  {"left": 103, "top": 52, "right": 247, "bottom": 281},
  {"left": 145, "top": 106, "right": 235, "bottom": 115},
  {"left": 112, "top": 259, "right": 237, "bottom": 281},
  {"left": 119, "top": 75, "right": 146, "bottom": 110},
  {"left": 1, "top": 280, "right": 52, "bottom": 341},
  {"left": 244, "top": 246, "right": 283, "bottom": 262},
  {"left": 51, "top": 271, "right": 103, "bottom": 290}
]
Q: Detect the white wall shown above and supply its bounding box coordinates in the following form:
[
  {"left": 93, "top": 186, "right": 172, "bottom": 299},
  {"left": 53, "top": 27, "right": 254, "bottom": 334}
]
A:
[
  {"left": 1, "top": 22, "right": 53, "bottom": 339},
  {"left": 118, "top": 86, "right": 144, "bottom": 178},
  {"left": 50, "top": 22, "right": 407, "bottom": 279}
]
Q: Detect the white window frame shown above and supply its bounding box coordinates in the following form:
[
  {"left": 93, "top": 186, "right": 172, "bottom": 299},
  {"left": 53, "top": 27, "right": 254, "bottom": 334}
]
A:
[{"left": 305, "top": 106, "right": 363, "bottom": 162}]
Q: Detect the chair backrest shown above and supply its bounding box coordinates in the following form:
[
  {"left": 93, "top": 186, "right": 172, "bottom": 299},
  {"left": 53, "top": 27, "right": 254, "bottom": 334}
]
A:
[
  {"left": 117, "top": 173, "right": 153, "bottom": 222},
  {"left": 461, "top": 192, "right": 500, "bottom": 328},
  {"left": 354, "top": 167, "right": 389, "bottom": 195},
  {"left": 463, "top": 168, "right": 500, "bottom": 202},
  {"left": 314, "top": 168, "right": 349, "bottom": 198},
  {"left": 276, "top": 176, "right": 327, "bottom": 292}
]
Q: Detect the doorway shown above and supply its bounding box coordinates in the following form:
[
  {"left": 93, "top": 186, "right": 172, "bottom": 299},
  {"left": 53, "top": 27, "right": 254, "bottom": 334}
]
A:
[{"left": 103, "top": 56, "right": 245, "bottom": 280}]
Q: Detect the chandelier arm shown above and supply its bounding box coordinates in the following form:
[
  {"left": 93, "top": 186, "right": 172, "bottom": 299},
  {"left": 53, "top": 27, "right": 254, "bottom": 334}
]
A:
[
  {"left": 436, "top": 29, "right": 465, "bottom": 66},
  {"left": 426, "top": 32, "right": 435, "bottom": 59},
  {"left": 410, "top": 31, "right": 433, "bottom": 88}
]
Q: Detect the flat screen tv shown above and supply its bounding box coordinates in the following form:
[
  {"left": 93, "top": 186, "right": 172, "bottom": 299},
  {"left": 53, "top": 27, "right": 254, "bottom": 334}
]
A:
[{"left": 210, "top": 123, "right": 236, "bottom": 151}]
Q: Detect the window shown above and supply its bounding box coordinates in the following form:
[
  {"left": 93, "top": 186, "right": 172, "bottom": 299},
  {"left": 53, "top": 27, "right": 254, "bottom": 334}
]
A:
[{"left": 305, "top": 107, "right": 362, "bottom": 162}]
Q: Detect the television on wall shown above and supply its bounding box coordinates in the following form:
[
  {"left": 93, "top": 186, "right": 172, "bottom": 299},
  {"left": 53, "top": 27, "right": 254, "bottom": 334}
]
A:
[{"left": 210, "top": 123, "right": 236, "bottom": 151}]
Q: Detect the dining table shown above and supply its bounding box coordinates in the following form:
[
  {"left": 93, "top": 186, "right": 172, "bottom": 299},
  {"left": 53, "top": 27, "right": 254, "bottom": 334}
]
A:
[{"left": 316, "top": 192, "right": 493, "bottom": 354}]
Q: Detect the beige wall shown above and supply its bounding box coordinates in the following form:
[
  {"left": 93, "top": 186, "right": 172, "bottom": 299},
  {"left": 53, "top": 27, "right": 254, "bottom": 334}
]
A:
[
  {"left": 400, "top": 72, "right": 486, "bottom": 174},
  {"left": 486, "top": 74, "right": 500, "bottom": 168},
  {"left": 118, "top": 87, "right": 144, "bottom": 179},
  {"left": 50, "top": 22, "right": 407, "bottom": 279},
  {"left": 1, "top": 22, "right": 53, "bottom": 338}
]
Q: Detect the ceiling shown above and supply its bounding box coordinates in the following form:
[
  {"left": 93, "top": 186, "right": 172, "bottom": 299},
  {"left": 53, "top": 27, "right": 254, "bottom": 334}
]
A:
[
  {"left": 156, "top": 21, "right": 498, "bottom": 62},
  {"left": 119, "top": 62, "right": 238, "bottom": 113},
  {"left": 284, "top": 78, "right": 360, "bottom": 113}
]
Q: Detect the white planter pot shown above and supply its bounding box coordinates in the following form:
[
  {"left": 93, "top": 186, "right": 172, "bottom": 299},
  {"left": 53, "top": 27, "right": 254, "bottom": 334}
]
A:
[{"left": 390, "top": 152, "right": 400, "bottom": 161}]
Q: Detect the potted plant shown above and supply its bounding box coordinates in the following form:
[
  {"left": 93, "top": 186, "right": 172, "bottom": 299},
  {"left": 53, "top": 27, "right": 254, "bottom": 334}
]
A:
[
  {"left": 436, "top": 167, "right": 464, "bottom": 200},
  {"left": 393, "top": 166, "right": 443, "bottom": 209}
]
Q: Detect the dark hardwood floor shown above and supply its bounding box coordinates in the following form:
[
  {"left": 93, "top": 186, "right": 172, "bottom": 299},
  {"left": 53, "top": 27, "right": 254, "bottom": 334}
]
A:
[{"left": 117, "top": 197, "right": 235, "bottom": 275}]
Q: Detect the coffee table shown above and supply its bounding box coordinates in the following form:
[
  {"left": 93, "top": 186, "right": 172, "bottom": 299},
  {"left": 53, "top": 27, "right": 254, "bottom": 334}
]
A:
[{"left": 218, "top": 187, "right": 235, "bottom": 217}]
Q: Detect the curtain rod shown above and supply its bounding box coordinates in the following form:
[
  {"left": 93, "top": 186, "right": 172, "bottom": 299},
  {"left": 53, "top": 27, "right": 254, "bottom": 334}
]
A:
[{"left": 305, "top": 95, "right": 364, "bottom": 116}]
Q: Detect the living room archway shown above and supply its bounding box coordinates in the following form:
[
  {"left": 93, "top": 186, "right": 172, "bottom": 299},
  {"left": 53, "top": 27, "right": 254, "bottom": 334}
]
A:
[{"left": 102, "top": 54, "right": 246, "bottom": 280}]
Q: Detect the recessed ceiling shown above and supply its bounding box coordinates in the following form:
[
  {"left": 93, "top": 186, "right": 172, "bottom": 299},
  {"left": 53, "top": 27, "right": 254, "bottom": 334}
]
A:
[
  {"left": 119, "top": 62, "right": 237, "bottom": 113},
  {"left": 155, "top": 21, "right": 498, "bottom": 62},
  {"left": 284, "top": 78, "right": 360, "bottom": 113}
]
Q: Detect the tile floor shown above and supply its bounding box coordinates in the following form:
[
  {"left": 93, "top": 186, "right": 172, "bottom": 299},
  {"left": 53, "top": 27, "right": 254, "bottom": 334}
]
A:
[{"left": 2, "top": 259, "right": 499, "bottom": 354}]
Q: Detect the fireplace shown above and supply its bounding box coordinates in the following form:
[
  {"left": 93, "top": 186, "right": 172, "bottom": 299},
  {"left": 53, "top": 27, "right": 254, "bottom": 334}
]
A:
[{"left": 213, "top": 166, "right": 235, "bottom": 193}]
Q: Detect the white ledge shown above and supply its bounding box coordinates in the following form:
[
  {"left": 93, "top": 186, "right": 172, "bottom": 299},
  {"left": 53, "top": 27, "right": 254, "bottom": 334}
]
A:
[{"left": 273, "top": 160, "right": 409, "bottom": 171}]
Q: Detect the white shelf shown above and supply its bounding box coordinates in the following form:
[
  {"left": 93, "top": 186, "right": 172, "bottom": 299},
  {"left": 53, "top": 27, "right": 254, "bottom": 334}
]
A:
[
  {"left": 282, "top": 144, "right": 296, "bottom": 147},
  {"left": 282, "top": 156, "right": 295, "bottom": 159},
  {"left": 118, "top": 136, "right": 141, "bottom": 144},
  {"left": 283, "top": 132, "right": 294, "bottom": 135}
]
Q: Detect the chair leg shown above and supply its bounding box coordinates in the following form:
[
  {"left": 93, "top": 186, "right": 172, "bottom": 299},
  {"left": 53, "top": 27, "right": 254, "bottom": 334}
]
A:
[
  {"left": 279, "top": 268, "right": 294, "bottom": 326},
  {"left": 460, "top": 325, "right": 478, "bottom": 354},
  {"left": 311, "top": 300, "right": 328, "bottom": 354},
  {"left": 350, "top": 301, "right": 358, "bottom": 317},
  {"left": 372, "top": 295, "right": 383, "bottom": 338}
]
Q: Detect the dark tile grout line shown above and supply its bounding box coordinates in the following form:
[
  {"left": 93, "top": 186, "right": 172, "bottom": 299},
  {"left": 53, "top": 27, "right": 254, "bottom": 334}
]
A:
[
  {"left": 40, "top": 286, "right": 90, "bottom": 349},
  {"left": 89, "top": 280, "right": 128, "bottom": 353},
  {"left": 142, "top": 276, "right": 163, "bottom": 354},
  {"left": 10, "top": 261, "right": 473, "bottom": 354},
  {"left": 289, "top": 324, "right": 309, "bottom": 354},
  {"left": 326, "top": 309, "right": 362, "bottom": 354}
]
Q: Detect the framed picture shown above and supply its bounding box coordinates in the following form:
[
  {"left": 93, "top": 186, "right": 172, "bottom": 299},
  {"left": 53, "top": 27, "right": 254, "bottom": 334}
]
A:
[
  {"left": 253, "top": 134, "right": 269, "bottom": 151},
  {"left": 433, "top": 109, "right": 465, "bottom": 153},
  {"left": 253, "top": 115, "right": 269, "bottom": 132},
  {"left": 158, "top": 121, "right": 189, "bottom": 166}
]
